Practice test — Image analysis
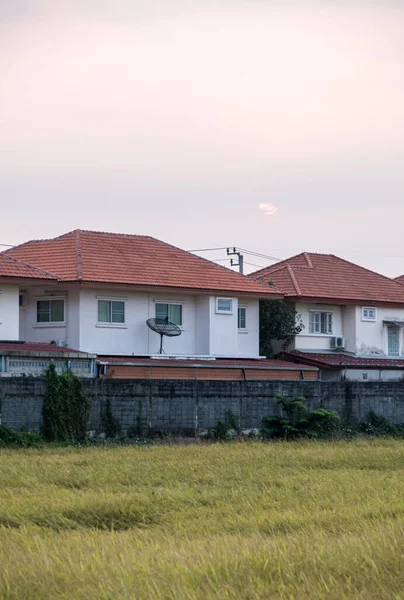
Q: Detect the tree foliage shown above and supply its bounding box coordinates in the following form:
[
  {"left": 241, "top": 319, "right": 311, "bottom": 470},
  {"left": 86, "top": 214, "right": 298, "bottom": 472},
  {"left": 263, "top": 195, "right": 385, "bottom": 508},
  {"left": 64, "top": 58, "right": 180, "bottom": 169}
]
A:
[
  {"left": 262, "top": 395, "right": 340, "bottom": 439},
  {"left": 42, "top": 364, "right": 90, "bottom": 442},
  {"left": 259, "top": 299, "right": 304, "bottom": 357}
]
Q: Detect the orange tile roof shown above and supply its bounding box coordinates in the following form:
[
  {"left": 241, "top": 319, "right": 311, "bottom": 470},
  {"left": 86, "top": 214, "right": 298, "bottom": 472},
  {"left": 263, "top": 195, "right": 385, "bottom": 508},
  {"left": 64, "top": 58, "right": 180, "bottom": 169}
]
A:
[
  {"left": 283, "top": 350, "right": 404, "bottom": 369},
  {"left": 0, "top": 253, "right": 56, "bottom": 280},
  {"left": 249, "top": 252, "right": 404, "bottom": 304},
  {"left": 6, "top": 230, "right": 281, "bottom": 296},
  {"left": 395, "top": 275, "right": 404, "bottom": 285}
]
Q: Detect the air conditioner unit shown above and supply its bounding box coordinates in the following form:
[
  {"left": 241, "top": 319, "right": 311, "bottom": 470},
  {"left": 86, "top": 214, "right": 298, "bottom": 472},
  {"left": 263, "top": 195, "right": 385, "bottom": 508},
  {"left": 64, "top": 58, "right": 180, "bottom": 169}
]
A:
[{"left": 331, "top": 336, "right": 345, "bottom": 350}]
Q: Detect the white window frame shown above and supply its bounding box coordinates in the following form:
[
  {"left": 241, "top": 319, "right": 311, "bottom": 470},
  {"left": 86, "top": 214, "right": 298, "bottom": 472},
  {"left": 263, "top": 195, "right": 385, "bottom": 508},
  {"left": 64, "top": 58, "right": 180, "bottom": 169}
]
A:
[
  {"left": 96, "top": 297, "right": 127, "bottom": 328},
  {"left": 154, "top": 301, "right": 183, "bottom": 327},
  {"left": 35, "top": 297, "right": 66, "bottom": 327},
  {"left": 238, "top": 306, "right": 247, "bottom": 331},
  {"left": 308, "top": 310, "right": 333, "bottom": 335},
  {"left": 387, "top": 325, "right": 400, "bottom": 357},
  {"left": 362, "top": 307, "right": 376, "bottom": 322},
  {"left": 216, "top": 298, "right": 233, "bottom": 314}
]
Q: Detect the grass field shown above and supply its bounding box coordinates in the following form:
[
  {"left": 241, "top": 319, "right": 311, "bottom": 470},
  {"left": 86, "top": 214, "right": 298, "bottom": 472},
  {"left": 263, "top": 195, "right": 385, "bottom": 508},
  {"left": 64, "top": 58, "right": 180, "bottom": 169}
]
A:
[{"left": 0, "top": 439, "right": 403, "bottom": 599}]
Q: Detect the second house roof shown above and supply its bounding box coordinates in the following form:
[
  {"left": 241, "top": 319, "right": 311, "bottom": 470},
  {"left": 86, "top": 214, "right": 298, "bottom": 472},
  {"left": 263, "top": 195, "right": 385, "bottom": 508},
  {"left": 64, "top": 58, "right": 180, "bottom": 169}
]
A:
[
  {"left": 6, "top": 229, "right": 282, "bottom": 297},
  {"left": 249, "top": 252, "right": 404, "bottom": 304}
]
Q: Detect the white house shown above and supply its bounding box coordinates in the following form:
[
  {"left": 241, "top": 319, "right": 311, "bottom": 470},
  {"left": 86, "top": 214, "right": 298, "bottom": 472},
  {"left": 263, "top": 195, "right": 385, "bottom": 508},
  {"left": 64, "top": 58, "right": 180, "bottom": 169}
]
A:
[
  {"left": 3, "top": 229, "right": 282, "bottom": 359},
  {"left": 250, "top": 252, "right": 404, "bottom": 380}
]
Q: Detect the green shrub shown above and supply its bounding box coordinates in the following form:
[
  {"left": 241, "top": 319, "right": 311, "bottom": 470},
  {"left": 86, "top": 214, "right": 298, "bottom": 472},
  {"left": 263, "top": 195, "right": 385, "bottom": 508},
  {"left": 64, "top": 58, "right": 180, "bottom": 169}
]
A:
[
  {"left": 0, "top": 426, "right": 43, "bottom": 448},
  {"left": 358, "top": 411, "right": 404, "bottom": 437},
  {"left": 101, "top": 398, "right": 122, "bottom": 438},
  {"left": 42, "top": 364, "right": 91, "bottom": 442},
  {"left": 262, "top": 395, "right": 340, "bottom": 439},
  {"left": 207, "top": 410, "right": 240, "bottom": 440},
  {"left": 306, "top": 408, "right": 341, "bottom": 438}
]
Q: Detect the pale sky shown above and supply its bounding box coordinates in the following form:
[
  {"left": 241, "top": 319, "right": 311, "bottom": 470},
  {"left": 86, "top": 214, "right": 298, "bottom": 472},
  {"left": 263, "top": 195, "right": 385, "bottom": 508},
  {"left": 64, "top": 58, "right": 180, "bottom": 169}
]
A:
[{"left": 1, "top": 1, "right": 404, "bottom": 276}]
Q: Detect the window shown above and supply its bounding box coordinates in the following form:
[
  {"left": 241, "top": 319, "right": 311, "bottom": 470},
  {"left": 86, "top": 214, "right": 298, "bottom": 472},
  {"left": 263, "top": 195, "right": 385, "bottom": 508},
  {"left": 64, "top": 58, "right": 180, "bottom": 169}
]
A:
[
  {"left": 238, "top": 306, "right": 246, "bottom": 329},
  {"left": 37, "top": 299, "right": 65, "bottom": 323},
  {"left": 216, "top": 298, "right": 233, "bottom": 314},
  {"left": 362, "top": 307, "right": 376, "bottom": 321},
  {"left": 98, "top": 300, "right": 125, "bottom": 324},
  {"left": 155, "top": 303, "right": 182, "bottom": 326},
  {"left": 387, "top": 325, "right": 400, "bottom": 356},
  {"left": 309, "top": 311, "right": 332, "bottom": 334}
]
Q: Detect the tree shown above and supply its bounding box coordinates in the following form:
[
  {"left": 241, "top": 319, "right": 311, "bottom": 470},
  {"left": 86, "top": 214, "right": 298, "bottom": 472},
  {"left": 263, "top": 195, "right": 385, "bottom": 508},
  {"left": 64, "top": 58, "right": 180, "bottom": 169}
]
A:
[
  {"left": 259, "top": 299, "right": 304, "bottom": 357},
  {"left": 42, "top": 364, "right": 90, "bottom": 442}
]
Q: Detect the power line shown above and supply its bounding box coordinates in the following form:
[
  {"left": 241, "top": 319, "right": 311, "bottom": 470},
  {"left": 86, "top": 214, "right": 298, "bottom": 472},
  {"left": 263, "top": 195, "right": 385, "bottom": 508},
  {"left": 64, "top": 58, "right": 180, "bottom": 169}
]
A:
[
  {"left": 243, "top": 261, "right": 265, "bottom": 268},
  {"left": 188, "top": 245, "right": 282, "bottom": 262},
  {"left": 188, "top": 246, "right": 229, "bottom": 252},
  {"left": 238, "top": 248, "right": 282, "bottom": 261}
]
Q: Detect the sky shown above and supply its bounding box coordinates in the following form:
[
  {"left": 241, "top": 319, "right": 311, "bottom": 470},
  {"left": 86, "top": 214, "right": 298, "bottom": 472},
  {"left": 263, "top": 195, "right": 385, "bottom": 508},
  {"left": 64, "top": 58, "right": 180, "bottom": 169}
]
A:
[{"left": 1, "top": 0, "right": 404, "bottom": 276}]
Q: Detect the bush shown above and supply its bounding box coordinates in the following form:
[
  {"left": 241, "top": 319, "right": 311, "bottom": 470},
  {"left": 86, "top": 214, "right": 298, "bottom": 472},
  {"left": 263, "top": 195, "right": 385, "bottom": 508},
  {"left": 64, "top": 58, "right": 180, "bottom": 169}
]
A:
[
  {"left": 358, "top": 411, "right": 404, "bottom": 437},
  {"left": 42, "top": 364, "right": 91, "bottom": 442},
  {"left": 0, "top": 426, "right": 43, "bottom": 448},
  {"left": 262, "top": 395, "right": 340, "bottom": 439},
  {"left": 101, "top": 398, "right": 122, "bottom": 438},
  {"left": 207, "top": 411, "right": 241, "bottom": 440}
]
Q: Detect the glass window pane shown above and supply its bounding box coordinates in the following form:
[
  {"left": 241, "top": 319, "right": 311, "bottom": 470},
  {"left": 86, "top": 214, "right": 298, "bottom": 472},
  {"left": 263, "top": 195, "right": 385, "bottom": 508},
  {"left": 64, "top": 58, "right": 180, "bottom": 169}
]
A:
[
  {"left": 388, "top": 326, "right": 400, "bottom": 356},
  {"left": 51, "top": 300, "right": 64, "bottom": 322},
  {"left": 37, "top": 300, "right": 50, "bottom": 323},
  {"left": 238, "top": 307, "right": 246, "bottom": 329},
  {"left": 98, "top": 300, "right": 111, "bottom": 323},
  {"left": 168, "top": 304, "right": 182, "bottom": 326},
  {"left": 111, "top": 301, "right": 125, "bottom": 323},
  {"left": 155, "top": 303, "right": 168, "bottom": 320},
  {"left": 217, "top": 299, "right": 232, "bottom": 312}
]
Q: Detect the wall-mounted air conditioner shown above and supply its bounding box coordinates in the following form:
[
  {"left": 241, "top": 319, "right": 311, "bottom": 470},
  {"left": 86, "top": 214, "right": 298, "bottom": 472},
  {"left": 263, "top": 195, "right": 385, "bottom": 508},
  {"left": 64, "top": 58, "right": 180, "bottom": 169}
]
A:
[
  {"left": 51, "top": 340, "right": 68, "bottom": 348},
  {"left": 331, "top": 336, "right": 345, "bottom": 350}
]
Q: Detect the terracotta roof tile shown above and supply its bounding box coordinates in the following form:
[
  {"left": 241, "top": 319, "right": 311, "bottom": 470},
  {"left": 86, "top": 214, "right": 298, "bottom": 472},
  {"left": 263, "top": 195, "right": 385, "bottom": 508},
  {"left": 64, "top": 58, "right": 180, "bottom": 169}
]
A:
[
  {"left": 395, "top": 275, "right": 404, "bottom": 285},
  {"left": 283, "top": 350, "right": 404, "bottom": 369},
  {"left": 250, "top": 252, "right": 404, "bottom": 304},
  {"left": 6, "top": 229, "right": 281, "bottom": 297},
  {"left": 0, "top": 254, "right": 56, "bottom": 280},
  {"left": 0, "top": 341, "right": 79, "bottom": 353}
]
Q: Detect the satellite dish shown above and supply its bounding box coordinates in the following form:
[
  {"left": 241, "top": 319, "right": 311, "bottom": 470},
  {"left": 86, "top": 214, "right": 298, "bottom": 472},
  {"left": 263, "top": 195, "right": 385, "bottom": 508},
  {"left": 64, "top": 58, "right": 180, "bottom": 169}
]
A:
[{"left": 146, "top": 318, "right": 182, "bottom": 354}]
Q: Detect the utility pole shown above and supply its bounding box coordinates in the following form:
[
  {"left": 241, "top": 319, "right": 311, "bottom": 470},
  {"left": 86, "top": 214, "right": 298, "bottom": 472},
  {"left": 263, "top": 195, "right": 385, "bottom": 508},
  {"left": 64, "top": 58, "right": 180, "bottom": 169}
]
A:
[{"left": 227, "top": 247, "right": 244, "bottom": 274}]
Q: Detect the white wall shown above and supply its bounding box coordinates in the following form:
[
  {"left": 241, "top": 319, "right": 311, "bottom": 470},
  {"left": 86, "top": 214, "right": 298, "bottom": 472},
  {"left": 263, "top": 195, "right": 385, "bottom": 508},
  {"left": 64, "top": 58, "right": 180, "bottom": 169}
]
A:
[
  {"left": 209, "top": 296, "right": 238, "bottom": 356},
  {"left": 294, "top": 303, "right": 343, "bottom": 351},
  {"left": 20, "top": 286, "right": 70, "bottom": 346},
  {"left": 0, "top": 284, "right": 19, "bottom": 340},
  {"left": 20, "top": 285, "right": 261, "bottom": 357},
  {"left": 195, "top": 296, "right": 210, "bottom": 355},
  {"left": 342, "top": 305, "right": 356, "bottom": 353},
  {"left": 237, "top": 298, "right": 259, "bottom": 357},
  {"left": 293, "top": 301, "right": 404, "bottom": 357},
  {"left": 355, "top": 306, "right": 404, "bottom": 356}
]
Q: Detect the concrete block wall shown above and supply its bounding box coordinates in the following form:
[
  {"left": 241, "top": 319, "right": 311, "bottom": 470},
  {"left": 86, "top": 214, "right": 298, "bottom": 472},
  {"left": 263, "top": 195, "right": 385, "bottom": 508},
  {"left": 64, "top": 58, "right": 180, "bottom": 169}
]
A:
[{"left": 1, "top": 378, "right": 404, "bottom": 433}]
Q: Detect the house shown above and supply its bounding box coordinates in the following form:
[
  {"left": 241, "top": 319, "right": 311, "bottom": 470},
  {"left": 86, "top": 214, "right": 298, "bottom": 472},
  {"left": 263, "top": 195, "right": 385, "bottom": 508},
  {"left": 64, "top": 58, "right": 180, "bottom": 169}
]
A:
[
  {"left": 249, "top": 252, "right": 404, "bottom": 381},
  {"left": 3, "top": 229, "right": 283, "bottom": 359},
  {"left": 0, "top": 253, "right": 57, "bottom": 341}
]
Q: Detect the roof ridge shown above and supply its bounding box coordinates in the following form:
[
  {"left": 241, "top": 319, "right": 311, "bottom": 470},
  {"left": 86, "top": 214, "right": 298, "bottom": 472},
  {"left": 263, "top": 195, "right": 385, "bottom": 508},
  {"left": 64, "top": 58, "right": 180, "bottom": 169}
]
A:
[
  {"left": 0, "top": 252, "right": 58, "bottom": 279},
  {"left": 286, "top": 264, "right": 302, "bottom": 295},
  {"left": 303, "top": 252, "right": 313, "bottom": 268},
  {"left": 326, "top": 254, "right": 404, "bottom": 289},
  {"left": 75, "top": 230, "right": 83, "bottom": 281},
  {"left": 249, "top": 252, "right": 313, "bottom": 278},
  {"left": 56, "top": 229, "right": 153, "bottom": 240},
  {"left": 5, "top": 229, "right": 154, "bottom": 253},
  {"left": 144, "top": 236, "right": 283, "bottom": 294}
]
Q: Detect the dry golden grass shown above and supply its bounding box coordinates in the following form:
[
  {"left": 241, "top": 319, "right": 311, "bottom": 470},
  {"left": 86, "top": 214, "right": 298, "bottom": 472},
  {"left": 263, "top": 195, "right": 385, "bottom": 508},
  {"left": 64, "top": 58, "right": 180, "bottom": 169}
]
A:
[{"left": 0, "top": 439, "right": 403, "bottom": 599}]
